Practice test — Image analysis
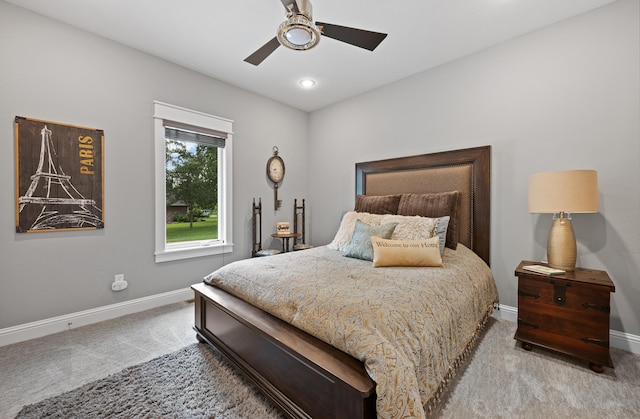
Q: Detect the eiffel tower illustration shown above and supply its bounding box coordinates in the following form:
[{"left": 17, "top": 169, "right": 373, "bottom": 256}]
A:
[{"left": 18, "top": 125, "right": 103, "bottom": 231}]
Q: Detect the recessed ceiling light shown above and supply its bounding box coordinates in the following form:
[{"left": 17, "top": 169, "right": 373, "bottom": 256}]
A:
[{"left": 299, "top": 78, "right": 316, "bottom": 89}]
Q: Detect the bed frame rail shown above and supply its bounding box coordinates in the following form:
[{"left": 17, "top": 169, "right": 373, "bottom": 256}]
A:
[{"left": 192, "top": 282, "right": 376, "bottom": 419}]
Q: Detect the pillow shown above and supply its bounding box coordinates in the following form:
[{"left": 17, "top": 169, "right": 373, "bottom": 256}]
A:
[
  {"left": 344, "top": 220, "right": 398, "bottom": 261},
  {"left": 397, "top": 192, "right": 460, "bottom": 250},
  {"left": 327, "top": 211, "right": 385, "bottom": 252},
  {"left": 380, "top": 214, "right": 438, "bottom": 242},
  {"left": 371, "top": 235, "right": 443, "bottom": 268},
  {"left": 434, "top": 216, "right": 450, "bottom": 256},
  {"left": 380, "top": 214, "right": 449, "bottom": 256},
  {"left": 354, "top": 194, "right": 401, "bottom": 215}
]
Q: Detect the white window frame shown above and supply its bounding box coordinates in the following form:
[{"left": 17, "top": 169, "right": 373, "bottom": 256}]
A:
[{"left": 154, "top": 101, "right": 233, "bottom": 263}]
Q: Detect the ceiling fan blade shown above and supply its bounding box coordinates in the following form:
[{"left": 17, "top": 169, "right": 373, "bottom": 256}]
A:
[
  {"left": 280, "top": 0, "right": 299, "bottom": 14},
  {"left": 315, "top": 22, "right": 387, "bottom": 51},
  {"left": 244, "top": 37, "right": 281, "bottom": 66}
]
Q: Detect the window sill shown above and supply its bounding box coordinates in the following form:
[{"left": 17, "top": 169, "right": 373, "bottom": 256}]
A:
[{"left": 155, "top": 242, "right": 234, "bottom": 263}]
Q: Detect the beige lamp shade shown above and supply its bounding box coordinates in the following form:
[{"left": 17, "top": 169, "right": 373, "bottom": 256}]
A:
[{"left": 528, "top": 170, "right": 598, "bottom": 214}]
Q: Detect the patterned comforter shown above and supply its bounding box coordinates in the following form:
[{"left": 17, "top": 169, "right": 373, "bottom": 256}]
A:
[{"left": 204, "top": 244, "right": 499, "bottom": 418}]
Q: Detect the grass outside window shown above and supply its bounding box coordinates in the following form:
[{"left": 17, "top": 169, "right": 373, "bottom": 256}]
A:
[{"left": 166, "top": 216, "right": 218, "bottom": 243}]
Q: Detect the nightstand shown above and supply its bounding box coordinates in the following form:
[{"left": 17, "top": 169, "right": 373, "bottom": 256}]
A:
[{"left": 514, "top": 260, "right": 615, "bottom": 373}]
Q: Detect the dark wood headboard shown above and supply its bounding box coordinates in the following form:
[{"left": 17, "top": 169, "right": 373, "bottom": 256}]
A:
[{"left": 355, "top": 146, "right": 491, "bottom": 266}]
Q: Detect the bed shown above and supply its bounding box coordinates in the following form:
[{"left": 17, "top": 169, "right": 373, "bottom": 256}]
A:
[{"left": 192, "top": 145, "right": 497, "bottom": 418}]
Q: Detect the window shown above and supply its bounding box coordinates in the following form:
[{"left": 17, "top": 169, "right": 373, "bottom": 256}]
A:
[{"left": 154, "top": 101, "right": 233, "bottom": 262}]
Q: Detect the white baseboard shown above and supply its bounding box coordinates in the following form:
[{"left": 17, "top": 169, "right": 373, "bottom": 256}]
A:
[
  {"left": 610, "top": 329, "right": 640, "bottom": 355},
  {"left": 494, "top": 304, "right": 640, "bottom": 355},
  {"left": 0, "top": 288, "right": 193, "bottom": 348},
  {"left": 492, "top": 303, "right": 518, "bottom": 322}
]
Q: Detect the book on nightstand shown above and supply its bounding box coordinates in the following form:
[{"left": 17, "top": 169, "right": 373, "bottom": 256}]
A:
[{"left": 522, "top": 265, "right": 566, "bottom": 276}]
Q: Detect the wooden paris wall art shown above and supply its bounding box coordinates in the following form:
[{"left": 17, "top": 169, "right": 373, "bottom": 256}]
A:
[{"left": 15, "top": 116, "right": 104, "bottom": 233}]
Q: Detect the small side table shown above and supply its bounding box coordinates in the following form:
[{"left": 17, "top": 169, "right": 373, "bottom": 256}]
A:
[
  {"left": 271, "top": 233, "right": 300, "bottom": 253},
  {"left": 514, "top": 260, "right": 615, "bottom": 373}
]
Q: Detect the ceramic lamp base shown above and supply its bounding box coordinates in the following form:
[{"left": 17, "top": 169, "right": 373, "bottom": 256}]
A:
[{"left": 546, "top": 213, "right": 576, "bottom": 271}]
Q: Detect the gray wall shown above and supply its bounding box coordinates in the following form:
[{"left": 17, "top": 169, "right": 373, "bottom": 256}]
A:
[
  {"left": 308, "top": 0, "right": 640, "bottom": 336},
  {"left": 1, "top": 0, "right": 638, "bottom": 340},
  {"left": 0, "top": 1, "right": 309, "bottom": 328}
]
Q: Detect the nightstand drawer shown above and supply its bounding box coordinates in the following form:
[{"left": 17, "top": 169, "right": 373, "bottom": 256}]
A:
[{"left": 518, "top": 277, "right": 610, "bottom": 312}]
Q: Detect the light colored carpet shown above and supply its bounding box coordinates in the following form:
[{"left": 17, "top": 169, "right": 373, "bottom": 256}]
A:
[
  {"left": 0, "top": 301, "right": 197, "bottom": 419},
  {"left": 2, "top": 302, "right": 639, "bottom": 418},
  {"left": 437, "top": 318, "right": 640, "bottom": 418}
]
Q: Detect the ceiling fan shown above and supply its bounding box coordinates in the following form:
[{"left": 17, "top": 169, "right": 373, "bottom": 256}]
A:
[{"left": 244, "top": 0, "right": 388, "bottom": 66}]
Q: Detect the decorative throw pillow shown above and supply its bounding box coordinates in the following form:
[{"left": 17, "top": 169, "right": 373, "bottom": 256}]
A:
[
  {"left": 380, "top": 214, "right": 438, "bottom": 241},
  {"left": 397, "top": 191, "right": 460, "bottom": 250},
  {"left": 371, "top": 235, "right": 443, "bottom": 268},
  {"left": 327, "top": 211, "right": 385, "bottom": 252},
  {"left": 434, "top": 216, "right": 450, "bottom": 256},
  {"left": 354, "top": 194, "right": 402, "bottom": 215},
  {"left": 344, "top": 220, "right": 398, "bottom": 261}
]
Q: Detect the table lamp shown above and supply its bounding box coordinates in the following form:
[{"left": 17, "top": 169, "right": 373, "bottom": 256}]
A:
[{"left": 528, "top": 170, "right": 598, "bottom": 271}]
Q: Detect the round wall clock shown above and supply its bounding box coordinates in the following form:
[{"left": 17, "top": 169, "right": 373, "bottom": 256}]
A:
[
  {"left": 267, "top": 146, "right": 285, "bottom": 210},
  {"left": 266, "top": 146, "right": 285, "bottom": 184}
]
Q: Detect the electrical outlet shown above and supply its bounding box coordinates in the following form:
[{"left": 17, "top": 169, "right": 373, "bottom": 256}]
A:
[
  {"left": 112, "top": 273, "right": 127, "bottom": 291},
  {"left": 112, "top": 280, "right": 128, "bottom": 291}
]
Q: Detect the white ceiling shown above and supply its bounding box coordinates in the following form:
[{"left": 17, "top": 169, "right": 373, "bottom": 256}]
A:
[{"left": 8, "top": 0, "right": 615, "bottom": 112}]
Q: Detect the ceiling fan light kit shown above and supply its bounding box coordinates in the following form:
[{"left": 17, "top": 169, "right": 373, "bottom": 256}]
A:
[
  {"left": 277, "top": 14, "right": 321, "bottom": 50},
  {"left": 244, "top": 0, "right": 387, "bottom": 66}
]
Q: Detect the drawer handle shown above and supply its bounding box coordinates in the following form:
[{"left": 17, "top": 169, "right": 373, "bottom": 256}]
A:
[
  {"left": 582, "top": 337, "right": 608, "bottom": 347},
  {"left": 518, "top": 319, "right": 539, "bottom": 329},
  {"left": 518, "top": 290, "right": 540, "bottom": 299},
  {"left": 582, "top": 302, "right": 611, "bottom": 313}
]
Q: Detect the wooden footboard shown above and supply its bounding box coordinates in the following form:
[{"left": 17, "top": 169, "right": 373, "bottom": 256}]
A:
[{"left": 192, "top": 282, "right": 376, "bottom": 419}]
